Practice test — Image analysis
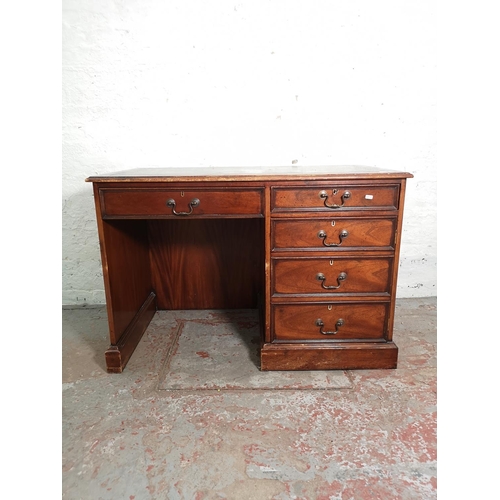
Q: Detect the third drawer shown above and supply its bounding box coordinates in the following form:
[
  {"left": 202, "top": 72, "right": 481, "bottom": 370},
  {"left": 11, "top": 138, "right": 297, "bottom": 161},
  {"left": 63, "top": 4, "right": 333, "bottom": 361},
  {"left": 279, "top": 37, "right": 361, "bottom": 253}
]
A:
[{"left": 272, "top": 257, "right": 392, "bottom": 295}]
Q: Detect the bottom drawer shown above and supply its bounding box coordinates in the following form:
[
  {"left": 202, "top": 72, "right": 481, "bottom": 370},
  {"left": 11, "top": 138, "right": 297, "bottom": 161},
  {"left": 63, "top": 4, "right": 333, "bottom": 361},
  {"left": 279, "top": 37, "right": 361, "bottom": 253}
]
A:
[{"left": 273, "top": 303, "right": 388, "bottom": 341}]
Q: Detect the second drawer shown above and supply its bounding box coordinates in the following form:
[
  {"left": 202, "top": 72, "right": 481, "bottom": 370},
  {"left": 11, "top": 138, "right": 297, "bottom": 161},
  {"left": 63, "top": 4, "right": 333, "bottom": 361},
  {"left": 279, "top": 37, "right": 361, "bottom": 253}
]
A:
[
  {"left": 272, "top": 257, "right": 392, "bottom": 295},
  {"left": 272, "top": 218, "right": 396, "bottom": 250}
]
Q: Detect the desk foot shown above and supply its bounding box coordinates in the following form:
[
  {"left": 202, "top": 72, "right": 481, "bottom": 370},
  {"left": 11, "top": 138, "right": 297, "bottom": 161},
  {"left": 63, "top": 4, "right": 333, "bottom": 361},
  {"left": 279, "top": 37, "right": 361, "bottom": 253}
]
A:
[
  {"left": 260, "top": 342, "right": 398, "bottom": 371},
  {"left": 105, "top": 292, "right": 157, "bottom": 373},
  {"left": 105, "top": 346, "right": 124, "bottom": 373}
]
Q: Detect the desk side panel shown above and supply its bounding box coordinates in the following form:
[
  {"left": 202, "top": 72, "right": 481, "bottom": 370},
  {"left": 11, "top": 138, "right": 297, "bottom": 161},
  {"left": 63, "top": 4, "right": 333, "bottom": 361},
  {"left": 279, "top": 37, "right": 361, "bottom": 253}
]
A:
[
  {"left": 386, "top": 178, "right": 409, "bottom": 341},
  {"left": 93, "top": 185, "right": 155, "bottom": 344},
  {"left": 101, "top": 219, "right": 154, "bottom": 340}
]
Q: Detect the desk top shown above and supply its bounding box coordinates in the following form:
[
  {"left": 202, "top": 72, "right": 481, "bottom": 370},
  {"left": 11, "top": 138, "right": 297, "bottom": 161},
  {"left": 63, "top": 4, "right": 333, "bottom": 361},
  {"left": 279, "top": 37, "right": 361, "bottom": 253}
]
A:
[{"left": 86, "top": 166, "right": 413, "bottom": 183}]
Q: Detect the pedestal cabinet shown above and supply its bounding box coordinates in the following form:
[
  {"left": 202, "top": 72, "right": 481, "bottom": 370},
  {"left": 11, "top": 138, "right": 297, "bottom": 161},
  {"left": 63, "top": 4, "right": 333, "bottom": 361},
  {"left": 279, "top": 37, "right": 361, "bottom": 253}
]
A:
[{"left": 86, "top": 166, "right": 412, "bottom": 373}]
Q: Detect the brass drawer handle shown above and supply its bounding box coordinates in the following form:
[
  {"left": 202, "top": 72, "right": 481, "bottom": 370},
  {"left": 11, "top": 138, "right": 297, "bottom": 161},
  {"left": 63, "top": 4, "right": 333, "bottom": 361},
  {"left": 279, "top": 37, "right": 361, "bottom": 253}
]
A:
[
  {"left": 317, "top": 229, "right": 349, "bottom": 247},
  {"left": 319, "top": 190, "right": 351, "bottom": 209},
  {"left": 166, "top": 198, "right": 200, "bottom": 216},
  {"left": 316, "top": 271, "right": 347, "bottom": 290},
  {"left": 315, "top": 318, "right": 344, "bottom": 335}
]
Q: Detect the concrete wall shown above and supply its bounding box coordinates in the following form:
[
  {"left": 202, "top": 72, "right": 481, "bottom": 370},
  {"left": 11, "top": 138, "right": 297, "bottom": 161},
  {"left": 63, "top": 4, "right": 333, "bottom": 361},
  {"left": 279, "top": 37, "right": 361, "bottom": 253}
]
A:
[{"left": 62, "top": 0, "right": 436, "bottom": 305}]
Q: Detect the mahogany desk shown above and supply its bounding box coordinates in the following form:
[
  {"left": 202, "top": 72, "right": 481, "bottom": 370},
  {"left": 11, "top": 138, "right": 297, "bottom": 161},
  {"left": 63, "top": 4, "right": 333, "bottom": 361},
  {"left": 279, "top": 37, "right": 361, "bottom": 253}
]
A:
[{"left": 86, "top": 166, "right": 412, "bottom": 373}]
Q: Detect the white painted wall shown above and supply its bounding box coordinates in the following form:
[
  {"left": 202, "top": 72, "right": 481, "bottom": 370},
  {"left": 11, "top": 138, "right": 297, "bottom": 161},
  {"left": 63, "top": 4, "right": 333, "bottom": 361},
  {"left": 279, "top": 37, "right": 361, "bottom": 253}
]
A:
[{"left": 62, "top": 0, "right": 436, "bottom": 305}]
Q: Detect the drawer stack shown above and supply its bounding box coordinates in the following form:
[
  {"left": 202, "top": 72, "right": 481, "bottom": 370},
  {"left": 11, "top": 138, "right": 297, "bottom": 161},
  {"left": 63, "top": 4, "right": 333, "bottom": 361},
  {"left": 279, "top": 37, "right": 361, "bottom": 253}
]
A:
[{"left": 261, "top": 180, "right": 407, "bottom": 370}]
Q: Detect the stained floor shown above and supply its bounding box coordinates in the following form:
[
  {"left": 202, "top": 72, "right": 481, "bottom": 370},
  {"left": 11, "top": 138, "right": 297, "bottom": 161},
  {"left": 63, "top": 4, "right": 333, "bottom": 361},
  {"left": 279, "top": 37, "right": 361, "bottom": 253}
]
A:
[{"left": 62, "top": 297, "right": 437, "bottom": 499}]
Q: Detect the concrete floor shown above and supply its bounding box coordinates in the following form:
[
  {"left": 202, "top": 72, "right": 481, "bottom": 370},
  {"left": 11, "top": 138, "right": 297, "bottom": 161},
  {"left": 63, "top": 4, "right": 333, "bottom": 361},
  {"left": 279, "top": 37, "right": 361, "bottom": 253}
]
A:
[{"left": 62, "top": 297, "right": 437, "bottom": 500}]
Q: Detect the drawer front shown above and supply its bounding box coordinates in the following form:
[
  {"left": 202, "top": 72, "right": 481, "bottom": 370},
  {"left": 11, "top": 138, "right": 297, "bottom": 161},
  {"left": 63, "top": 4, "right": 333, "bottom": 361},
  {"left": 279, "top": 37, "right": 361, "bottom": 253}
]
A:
[
  {"left": 273, "top": 303, "right": 387, "bottom": 341},
  {"left": 271, "top": 185, "right": 399, "bottom": 212},
  {"left": 272, "top": 257, "right": 391, "bottom": 295},
  {"left": 272, "top": 218, "right": 395, "bottom": 250},
  {"left": 100, "top": 188, "right": 263, "bottom": 218}
]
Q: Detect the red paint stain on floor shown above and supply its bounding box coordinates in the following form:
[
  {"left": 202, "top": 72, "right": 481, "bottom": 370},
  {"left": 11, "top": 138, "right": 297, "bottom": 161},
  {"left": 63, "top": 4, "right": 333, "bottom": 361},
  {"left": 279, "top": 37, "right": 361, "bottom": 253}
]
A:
[{"left": 196, "top": 351, "right": 210, "bottom": 358}]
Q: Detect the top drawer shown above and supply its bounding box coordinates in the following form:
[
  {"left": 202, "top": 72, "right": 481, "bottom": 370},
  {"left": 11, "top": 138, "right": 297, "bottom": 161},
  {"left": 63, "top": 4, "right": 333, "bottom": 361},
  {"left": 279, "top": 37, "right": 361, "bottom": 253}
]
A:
[
  {"left": 99, "top": 188, "right": 264, "bottom": 218},
  {"left": 271, "top": 184, "right": 399, "bottom": 212}
]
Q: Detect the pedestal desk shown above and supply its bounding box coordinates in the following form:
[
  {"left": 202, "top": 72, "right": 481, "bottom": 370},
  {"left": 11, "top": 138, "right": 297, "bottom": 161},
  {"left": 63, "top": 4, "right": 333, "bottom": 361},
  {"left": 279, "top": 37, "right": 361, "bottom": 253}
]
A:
[{"left": 86, "top": 166, "right": 413, "bottom": 373}]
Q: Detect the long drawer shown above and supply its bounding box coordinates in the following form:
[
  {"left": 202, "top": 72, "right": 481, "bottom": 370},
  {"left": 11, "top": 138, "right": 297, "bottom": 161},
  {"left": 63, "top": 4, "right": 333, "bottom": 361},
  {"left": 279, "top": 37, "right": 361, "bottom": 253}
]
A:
[
  {"left": 272, "top": 257, "right": 392, "bottom": 295},
  {"left": 99, "top": 188, "right": 263, "bottom": 218},
  {"left": 272, "top": 303, "right": 388, "bottom": 341},
  {"left": 271, "top": 184, "right": 399, "bottom": 212},
  {"left": 272, "top": 218, "right": 396, "bottom": 251}
]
